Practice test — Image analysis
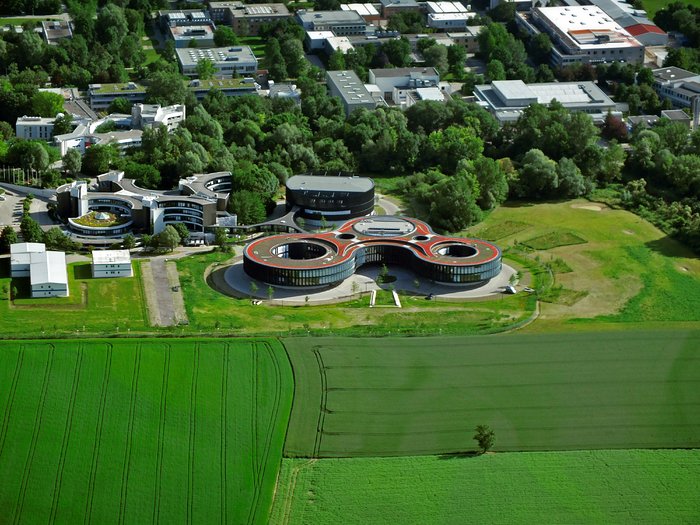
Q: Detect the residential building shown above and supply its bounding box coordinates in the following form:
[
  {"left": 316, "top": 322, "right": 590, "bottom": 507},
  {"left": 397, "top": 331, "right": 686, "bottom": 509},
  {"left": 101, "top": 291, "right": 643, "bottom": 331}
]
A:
[
  {"left": 41, "top": 20, "right": 73, "bottom": 45},
  {"left": 341, "top": 3, "right": 381, "bottom": 23},
  {"left": 651, "top": 66, "right": 700, "bottom": 108},
  {"left": 326, "top": 70, "right": 376, "bottom": 115},
  {"left": 379, "top": 0, "right": 421, "bottom": 19},
  {"left": 473, "top": 79, "right": 619, "bottom": 124},
  {"left": 208, "top": 2, "right": 290, "bottom": 35},
  {"left": 369, "top": 67, "right": 441, "bottom": 98},
  {"left": 10, "top": 243, "right": 46, "bottom": 278},
  {"left": 92, "top": 250, "right": 133, "bottom": 278},
  {"left": 297, "top": 10, "right": 367, "bottom": 36},
  {"left": 516, "top": 6, "right": 644, "bottom": 67},
  {"left": 176, "top": 46, "right": 258, "bottom": 77},
  {"left": 15, "top": 116, "right": 55, "bottom": 140}
]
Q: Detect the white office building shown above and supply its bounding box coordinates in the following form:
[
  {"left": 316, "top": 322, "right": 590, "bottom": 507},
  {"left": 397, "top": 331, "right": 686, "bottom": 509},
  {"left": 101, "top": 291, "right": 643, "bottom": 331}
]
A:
[
  {"left": 426, "top": 1, "right": 475, "bottom": 30},
  {"left": 10, "top": 243, "right": 47, "bottom": 277},
  {"left": 176, "top": 46, "right": 258, "bottom": 77},
  {"left": 92, "top": 250, "right": 133, "bottom": 278},
  {"left": 652, "top": 66, "right": 700, "bottom": 108},
  {"left": 15, "top": 116, "right": 56, "bottom": 140}
]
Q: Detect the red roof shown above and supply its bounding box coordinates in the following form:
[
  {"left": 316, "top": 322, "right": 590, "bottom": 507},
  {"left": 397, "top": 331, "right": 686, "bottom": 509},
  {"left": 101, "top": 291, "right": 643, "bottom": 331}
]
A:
[{"left": 625, "top": 23, "right": 667, "bottom": 36}]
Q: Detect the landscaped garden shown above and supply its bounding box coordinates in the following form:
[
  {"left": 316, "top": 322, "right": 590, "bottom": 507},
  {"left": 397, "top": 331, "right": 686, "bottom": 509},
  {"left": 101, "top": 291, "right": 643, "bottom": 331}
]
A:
[{"left": 71, "top": 211, "right": 130, "bottom": 228}]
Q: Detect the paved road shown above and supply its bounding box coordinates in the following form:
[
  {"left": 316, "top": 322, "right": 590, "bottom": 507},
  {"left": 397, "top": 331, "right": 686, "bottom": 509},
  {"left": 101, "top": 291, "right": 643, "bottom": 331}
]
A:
[
  {"left": 149, "top": 258, "right": 177, "bottom": 326},
  {"left": 376, "top": 193, "right": 402, "bottom": 216}
]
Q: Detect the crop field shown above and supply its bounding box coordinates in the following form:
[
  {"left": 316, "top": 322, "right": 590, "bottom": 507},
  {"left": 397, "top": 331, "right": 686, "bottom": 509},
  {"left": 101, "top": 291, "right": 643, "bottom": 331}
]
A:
[
  {"left": 0, "top": 262, "right": 149, "bottom": 338},
  {"left": 282, "top": 331, "right": 700, "bottom": 457},
  {"left": 271, "top": 450, "right": 700, "bottom": 524},
  {"left": 0, "top": 338, "right": 293, "bottom": 524}
]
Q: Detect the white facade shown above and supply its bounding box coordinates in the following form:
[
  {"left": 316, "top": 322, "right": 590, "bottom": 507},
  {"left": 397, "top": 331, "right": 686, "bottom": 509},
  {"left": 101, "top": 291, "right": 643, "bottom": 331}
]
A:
[
  {"left": 369, "top": 67, "right": 441, "bottom": 97},
  {"left": 92, "top": 250, "right": 133, "bottom": 278},
  {"left": 427, "top": 12, "right": 475, "bottom": 30},
  {"left": 10, "top": 243, "right": 47, "bottom": 277},
  {"left": 652, "top": 66, "right": 700, "bottom": 109},
  {"left": 131, "top": 104, "right": 186, "bottom": 131},
  {"left": 15, "top": 116, "right": 55, "bottom": 140},
  {"left": 520, "top": 6, "right": 645, "bottom": 67},
  {"left": 30, "top": 251, "right": 69, "bottom": 298},
  {"left": 176, "top": 46, "right": 258, "bottom": 78}
]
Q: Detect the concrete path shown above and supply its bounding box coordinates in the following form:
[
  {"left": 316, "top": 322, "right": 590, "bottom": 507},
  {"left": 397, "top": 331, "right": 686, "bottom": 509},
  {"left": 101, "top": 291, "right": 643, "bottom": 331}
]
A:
[
  {"left": 146, "top": 258, "right": 182, "bottom": 326},
  {"left": 376, "top": 193, "right": 402, "bottom": 216}
]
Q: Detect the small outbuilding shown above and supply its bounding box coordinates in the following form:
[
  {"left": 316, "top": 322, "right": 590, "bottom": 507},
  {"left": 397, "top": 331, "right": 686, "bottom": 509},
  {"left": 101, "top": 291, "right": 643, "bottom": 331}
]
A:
[{"left": 92, "top": 249, "right": 133, "bottom": 278}]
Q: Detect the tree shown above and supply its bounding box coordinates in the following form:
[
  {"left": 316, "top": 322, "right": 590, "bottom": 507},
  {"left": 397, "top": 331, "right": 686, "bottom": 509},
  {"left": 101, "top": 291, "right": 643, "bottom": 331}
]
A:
[
  {"left": 422, "top": 44, "right": 449, "bottom": 77},
  {"left": 20, "top": 215, "right": 43, "bottom": 243},
  {"left": 196, "top": 58, "right": 217, "bottom": 80},
  {"left": 215, "top": 227, "right": 228, "bottom": 249},
  {"left": 62, "top": 148, "right": 82, "bottom": 177},
  {"left": 228, "top": 190, "right": 267, "bottom": 225},
  {"left": 249, "top": 280, "right": 258, "bottom": 297},
  {"left": 556, "top": 157, "right": 589, "bottom": 198},
  {"left": 172, "top": 222, "right": 190, "bottom": 245},
  {"left": 267, "top": 285, "right": 274, "bottom": 300},
  {"left": 447, "top": 44, "right": 467, "bottom": 77},
  {"left": 473, "top": 424, "right": 495, "bottom": 454},
  {"left": 514, "top": 148, "right": 559, "bottom": 199},
  {"left": 265, "top": 39, "right": 287, "bottom": 81},
  {"left": 382, "top": 37, "right": 412, "bottom": 67},
  {"left": 426, "top": 172, "right": 483, "bottom": 232},
  {"left": 122, "top": 233, "right": 136, "bottom": 250},
  {"left": 328, "top": 50, "right": 346, "bottom": 71},
  {"left": 108, "top": 97, "right": 132, "bottom": 114},
  {"left": 486, "top": 59, "right": 506, "bottom": 82},
  {"left": 153, "top": 225, "right": 180, "bottom": 252},
  {"left": 529, "top": 33, "right": 552, "bottom": 65},
  {"left": 20, "top": 141, "right": 50, "bottom": 173},
  {"left": 146, "top": 71, "right": 188, "bottom": 106},
  {"left": 214, "top": 26, "right": 238, "bottom": 47},
  {"left": 53, "top": 113, "right": 73, "bottom": 136},
  {"left": 82, "top": 144, "right": 117, "bottom": 176},
  {"left": 281, "top": 38, "right": 308, "bottom": 78},
  {"left": 0, "top": 225, "right": 18, "bottom": 253}
]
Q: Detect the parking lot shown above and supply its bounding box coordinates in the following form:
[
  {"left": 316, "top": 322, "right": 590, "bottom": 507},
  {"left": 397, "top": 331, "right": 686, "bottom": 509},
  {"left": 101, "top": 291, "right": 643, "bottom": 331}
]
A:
[{"left": 0, "top": 190, "right": 24, "bottom": 230}]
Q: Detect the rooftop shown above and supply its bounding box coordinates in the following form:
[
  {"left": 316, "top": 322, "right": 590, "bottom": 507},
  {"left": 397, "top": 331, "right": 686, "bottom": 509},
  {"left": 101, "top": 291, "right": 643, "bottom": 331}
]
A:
[
  {"left": 297, "top": 10, "right": 366, "bottom": 24},
  {"left": 30, "top": 251, "right": 68, "bottom": 286},
  {"left": 176, "top": 46, "right": 257, "bottom": 66},
  {"left": 287, "top": 175, "right": 374, "bottom": 193},
  {"left": 326, "top": 70, "right": 374, "bottom": 105},
  {"left": 10, "top": 242, "right": 46, "bottom": 254},
  {"left": 234, "top": 3, "right": 289, "bottom": 16},
  {"left": 169, "top": 24, "right": 215, "bottom": 41},
  {"left": 92, "top": 250, "right": 132, "bottom": 265},
  {"left": 370, "top": 67, "right": 439, "bottom": 78},
  {"left": 427, "top": 1, "right": 469, "bottom": 13},
  {"left": 341, "top": 3, "right": 380, "bottom": 16},
  {"left": 652, "top": 66, "right": 700, "bottom": 83}
]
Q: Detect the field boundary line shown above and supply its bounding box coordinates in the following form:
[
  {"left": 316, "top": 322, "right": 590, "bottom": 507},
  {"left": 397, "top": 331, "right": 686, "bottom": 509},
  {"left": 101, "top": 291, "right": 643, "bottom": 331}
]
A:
[
  {"left": 247, "top": 341, "right": 284, "bottom": 524},
  {"left": 312, "top": 347, "right": 328, "bottom": 458},
  {"left": 118, "top": 343, "right": 143, "bottom": 525},
  {"left": 249, "top": 341, "right": 259, "bottom": 523},
  {"left": 49, "top": 343, "right": 85, "bottom": 524},
  {"left": 153, "top": 343, "right": 171, "bottom": 525},
  {"left": 279, "top": 459, "right": 317, "bottom": 525},
  {"left": 187, "top": 343, "right": 200, "bottom": 525},
  {"left": 84, "top": 343, "right": 114, "bottom": 525},
  {"left": 0, "top": 345, "right": 24, "bottom": 460},
  {"left": 12, "top": 343, "right": 55, "bottom": 525},
  {"left": 220, "top": 343, "right": 230, "bottom": 525}
]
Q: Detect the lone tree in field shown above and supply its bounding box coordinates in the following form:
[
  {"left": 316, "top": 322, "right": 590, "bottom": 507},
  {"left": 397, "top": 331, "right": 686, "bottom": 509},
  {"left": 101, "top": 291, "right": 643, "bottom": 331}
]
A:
[{"left": 474, "top": 424, "right": 495, "bottom": 454}]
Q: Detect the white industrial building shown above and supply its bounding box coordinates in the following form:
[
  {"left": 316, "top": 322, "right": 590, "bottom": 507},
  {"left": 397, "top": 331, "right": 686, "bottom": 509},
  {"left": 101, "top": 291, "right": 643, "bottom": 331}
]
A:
[
  {"left": 10, "top": 243, "right": 47, "bottom": 277},
  {"left": 326, "top": 70, "right": 377, "bottom": 115},
  {"left": 176, "top": 46, "right": 258, "bottom": 78},
  {"left": 473, "top": 80, "right": 619, "bottom": 124},
  {"left": 92, "top": 250, "right": 133, "bottom": 278},
  {"left": 15, "top": 116, "right": 56, "bottom": 140},
  {"left": 426, "top": 1, "right": 475, "bottom": 30},
  {"left": 10, "top": 243, "right": 69, "bottom": 298},
  {"left": 296, "top": 10, "right": 368, "bottom": 36},
  {"left": 341, "top": 3, "right": 381, "bottom": 22},
  {"left": 517, "top": 6, "right": 644, "bottom": 67},
  {"left": 652, "top": 66, "right": 700, "bottom": 109},
  {"left": 369, "top": 67, "right": 441, "bottom": 98}
]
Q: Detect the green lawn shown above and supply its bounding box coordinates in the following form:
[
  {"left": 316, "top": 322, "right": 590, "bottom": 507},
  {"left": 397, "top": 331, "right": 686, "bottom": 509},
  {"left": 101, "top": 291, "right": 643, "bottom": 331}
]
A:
[
  {"left": 282, "top": 330, "right": 700, "bottom": 457},
  {"left": 0, "top": 17, "right": 58, "bottom": 26},
  {"left": 176, "top": 251, "right": 533, "bottom": 336},
  {"left": 643, "top": 0, "right": 700, "bottom": 17},
  {"left": 0, "top": 338, "right": 293, "bottom": 525},
  {"left": 271, "top": 450, "right": 700, "bottom": 525},
  {"left": 0, "top": 262, "right": 149, "bottom": 338}
]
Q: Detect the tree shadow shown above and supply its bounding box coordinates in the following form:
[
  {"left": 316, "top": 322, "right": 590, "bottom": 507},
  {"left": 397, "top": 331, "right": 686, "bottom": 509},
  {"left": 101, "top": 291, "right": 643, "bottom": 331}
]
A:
[
  {"left": 645, "top": 236, "right": 698, "bottom": 261},
  {"left": 73, "top": 263, "right": 92, "bottom": 280},
  {"left": 438, "top": 451, "right": 480, "bottom": 460},
  {"left": 0, "top": 259, "right": 9, "bottom": 279}
]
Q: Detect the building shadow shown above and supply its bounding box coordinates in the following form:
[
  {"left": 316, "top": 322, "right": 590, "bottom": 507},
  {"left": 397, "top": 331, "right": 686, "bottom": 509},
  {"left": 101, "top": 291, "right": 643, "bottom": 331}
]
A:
[{"left": 73, "top": 263, "right": 92, "bottom": 280}]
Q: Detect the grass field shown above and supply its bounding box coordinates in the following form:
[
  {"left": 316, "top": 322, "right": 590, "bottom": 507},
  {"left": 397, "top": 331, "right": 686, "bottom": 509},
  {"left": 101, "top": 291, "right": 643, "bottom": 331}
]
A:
[
  {"left": 464, "top": 200, "right": 700, "bottom": 327},
  {"left": 644, "top": 0, "right": 700, "bottom": 17},
  {"left": 0, "top": 262, "right": 150, "bottom": 338},
  {"left": 177, "top": 252, "right": 533, "bottom": 336},
  {"left": 0, "top": 338, "right": 293, "bottom": 524},
  {"left": 282, "top": 331, "right": 700, "bottom": 457},
  {"left": 271, "top": 450, "right": 700, "bottom": 524}
]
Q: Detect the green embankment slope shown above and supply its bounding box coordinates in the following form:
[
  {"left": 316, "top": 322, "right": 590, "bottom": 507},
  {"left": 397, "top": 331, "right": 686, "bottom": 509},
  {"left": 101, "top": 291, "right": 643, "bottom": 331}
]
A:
[{"left": 0, "top": 338, "right": 293, "bottom": 524}]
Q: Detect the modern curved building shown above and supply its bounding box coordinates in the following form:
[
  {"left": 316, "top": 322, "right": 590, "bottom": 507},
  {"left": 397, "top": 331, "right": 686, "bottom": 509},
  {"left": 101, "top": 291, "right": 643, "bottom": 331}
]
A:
[
  {"left": 244, "top": 216, "right": 501, "bottom": 287},
  {"left": 286, "top": 174, "right": 375, "bottom": 222},
  {"left": 56, "top": 170, "right": 235, "bottom": 236}
]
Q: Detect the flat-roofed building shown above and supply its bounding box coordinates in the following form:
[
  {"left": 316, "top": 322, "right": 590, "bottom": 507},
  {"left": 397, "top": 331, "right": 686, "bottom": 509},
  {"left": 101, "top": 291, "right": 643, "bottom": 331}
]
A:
[
  {"left": 41, "top": 20, "right": 72, "bottom": 45},
  {"left": 517, "top": 6, "right": 644, "bottom": 67},
  {"left": 88, "top": 82, "right": 147, "bottom": 111},
  {"left": 297, "top": 10, "right": 367, "bottom": 36},
  {"left": 380, "top": 0, "right": 420, "bottom": 18},
  {"left": 447, "top": 26, "right": 483, "bottom": 52},
  {"left": 474, "top": 79, "right": 619, "bottom": 124},
  {"left": 15, "top": 116, "right": 55, "bottom": 140},
  {"left": 305, "top": 30, "right": 335, "bottom": 50},
  {"left": 426, "top": 1, "right": 474, "bottom": 30},
  {"left": 369, "top": 67, "right": 440, "bottom": 98},
  {"left": 176, "top": 46, "right": 258, "bottom": 77},
  {"left": 10, "top": 243, "right": 46, "bottom": 277},
  {"left": 326, "top": 70, "right": 376, "bottom": 115},
  {"left": 92, "top": 250, "right": 133, "bottom": 278},
  {"left": 652, "top": 66, "right": 700, "bottom": 108},
  {"left": 325, "top": 36, "right": 355, "bottom": 55},
  {"left": 286, "top": 174, "right": 375, "bottom": 221},
  {"left": 208, "top": 1, "right": 290, "bottom": 35},
  {"left": 587, "top": 0, "right": 667, "bottom": 46},
  {"left": 341, "top": 3, "right": 381, "bottom": 23},
  {"left": 169, "top": 24, "right": 216, "bottom": 48},
  {"left": 131, "top": 103, "right": 186, "bottom": 131},
  {"left": 30, "top": 251, "right": 69, "bottom": 298}
]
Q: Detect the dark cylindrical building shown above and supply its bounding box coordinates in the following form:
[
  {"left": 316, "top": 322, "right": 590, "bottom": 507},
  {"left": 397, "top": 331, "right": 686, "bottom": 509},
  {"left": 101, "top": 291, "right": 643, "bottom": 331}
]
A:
[{"left": 285, "top": 175, "right": 375, "bottom": 221}]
